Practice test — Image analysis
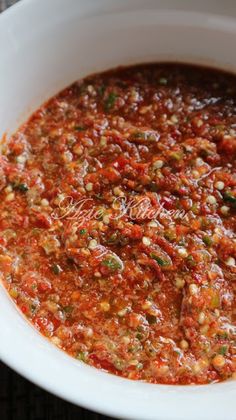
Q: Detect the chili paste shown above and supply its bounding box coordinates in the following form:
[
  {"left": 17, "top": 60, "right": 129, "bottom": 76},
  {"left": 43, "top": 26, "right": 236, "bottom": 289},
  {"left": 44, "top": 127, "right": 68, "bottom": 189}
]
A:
[{"left": 0, "top": 64, "right": 236, "bottom": 384}]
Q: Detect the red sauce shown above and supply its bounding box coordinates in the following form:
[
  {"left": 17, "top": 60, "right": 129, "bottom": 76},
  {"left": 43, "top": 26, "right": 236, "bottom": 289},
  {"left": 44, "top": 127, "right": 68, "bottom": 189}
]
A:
[{"left": 0, "top": 64, "right": 236, "bottom": 384}]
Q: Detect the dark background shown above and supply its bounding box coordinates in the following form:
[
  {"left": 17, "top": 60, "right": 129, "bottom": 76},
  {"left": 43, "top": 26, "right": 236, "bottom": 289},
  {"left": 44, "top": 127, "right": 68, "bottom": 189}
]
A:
[{"left": 0, "top": 1, "right": 112, "bottom": 419}]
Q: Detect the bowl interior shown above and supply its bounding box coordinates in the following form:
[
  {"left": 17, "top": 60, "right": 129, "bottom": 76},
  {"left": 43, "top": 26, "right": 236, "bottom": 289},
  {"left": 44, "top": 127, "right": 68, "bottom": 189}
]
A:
[{"left": 0, "top": 1, "right": 235, "bottom": 419}]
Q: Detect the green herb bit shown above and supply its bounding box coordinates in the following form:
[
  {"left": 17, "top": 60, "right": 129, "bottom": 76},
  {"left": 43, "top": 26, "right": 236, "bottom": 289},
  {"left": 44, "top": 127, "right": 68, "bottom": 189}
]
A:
[
  {"left": 104, "top": 92, "right": 117, "bottom": 111},
  {"left": 149, "top": 182, "right": 159, "bottom": 192},
  {"left": 52, "top": 264, "right": 62, "bottom": 275},
  {"left": 133, "top": 132, "right": 146, "bottom": 139},
  {"left": 76, "top": 351, "right": 88, "bottom": 362},
  {"left": 178, "top": 238, "right": 186, "bottom": 247},
  {"left": 219, "top": 345, "right": 228, "bottom": 356},
  {"left": 159, "top": 77, "right": 168, "bottom": 85},
  {"left": 101, "top": 256, "right": 123, "bottom": 271},
  {"left": 186, "top": 255, "right": 196, "bottom": 267},
  {"left": 79, "top": 229, "right": 87, "bottom": 235},
  {"left": 136, "top": 362, "right": 144, "bottom": 370},
  {"left": 200, "top": 147, "right": 213, "bottom": 158},
  {"left": 133, "top": 131, "right": 156, "bottom": 142},
  {"left": 13, "top": 183, "right": 29, "bottom": 192},
  {"left": 74, "top": 126, "right": 86, "bottom": 131},
  {"left": 106, "top": 232, "right": 119, "bottom": 244},
  {"left": 164, "top": 230, "right": 176, "bottom": 241},
  {"left": 114, "top": 360, "right": 125, "bottom": 371},
  {"left": 223, "top": 191, "right": 236, "bottom": 207},
  {"left": 203, "top": 236, "right": 213, "bottom": 247},
  {"left": 31, "top": 304, "right": 37, "bottom": 314},
  {"left": 63, "top": 305, "right": 73, "bottom": 315},
  {"left": 150, "top": 253, "right": 169, "bottom": 266},
  {"left": 97, "top": 85, "right": 106, "bottom": 96},
  {"left": 217, "top": 332, "right": 228, "bottom": 339},
  {"left": 95, "top": 194, "right": 103, "bottom": 200},
  {"left": 184, "top": 116, "right": 191, "bottom": 124},
  {"left": 169, "top": 151, "right": 183, "bottom": 161}
]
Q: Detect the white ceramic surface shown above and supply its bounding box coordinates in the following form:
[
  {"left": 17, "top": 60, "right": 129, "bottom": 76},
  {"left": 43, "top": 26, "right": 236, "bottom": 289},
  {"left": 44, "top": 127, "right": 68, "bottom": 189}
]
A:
[{"left": 0, "top": 1, "right": 235, "bottom": 419}]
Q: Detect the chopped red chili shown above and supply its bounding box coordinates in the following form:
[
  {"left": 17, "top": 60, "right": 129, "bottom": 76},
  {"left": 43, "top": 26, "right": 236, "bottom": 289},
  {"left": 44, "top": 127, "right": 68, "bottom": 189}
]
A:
[{"left": 0, "top": 64, "right": 236, "bottom": 384}]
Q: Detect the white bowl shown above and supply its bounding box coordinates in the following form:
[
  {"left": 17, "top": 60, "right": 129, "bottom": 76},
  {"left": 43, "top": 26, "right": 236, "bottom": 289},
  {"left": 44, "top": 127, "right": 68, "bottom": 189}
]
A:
[{"left": 0, "top": 1, "right": 235, "bottom": 419}]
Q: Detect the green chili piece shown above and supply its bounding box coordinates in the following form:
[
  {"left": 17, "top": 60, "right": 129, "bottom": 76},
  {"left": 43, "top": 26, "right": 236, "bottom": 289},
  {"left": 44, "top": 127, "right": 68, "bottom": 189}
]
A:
[
  {"left": 104, "top": 92, "right": 117, "bottom": 111},
  {"left": 102, "top": 256, "right": 122, "bottom": 271},
  {"left": 150, "top": 253, "right": 169, "bottom": 266},
  {"left": 203, "top": 236, "right": 213, "bottom": 247},
  {"left": 52, "top": 264, "right": 62, "bottom": 275},
  {"left": 13, "top": 183, "right": 29, "bottom": 192},
  {"left": 223, "top": 191, "right": 236, "bottom": 207},
  {"left": 219, "top": 345, "right": 228, "bottom": 355}
]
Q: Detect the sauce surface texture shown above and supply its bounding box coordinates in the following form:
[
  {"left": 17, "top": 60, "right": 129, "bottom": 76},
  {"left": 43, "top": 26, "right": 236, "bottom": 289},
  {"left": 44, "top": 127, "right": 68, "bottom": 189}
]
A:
[{"left": 1, "top": 64, "right": 236, "bottom": 384}]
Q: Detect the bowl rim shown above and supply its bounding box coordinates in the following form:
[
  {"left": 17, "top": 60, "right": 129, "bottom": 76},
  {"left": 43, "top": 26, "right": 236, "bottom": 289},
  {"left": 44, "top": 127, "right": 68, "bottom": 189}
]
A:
[{"left": 0, "top": 2, "right": 236, "bottom": 419}]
